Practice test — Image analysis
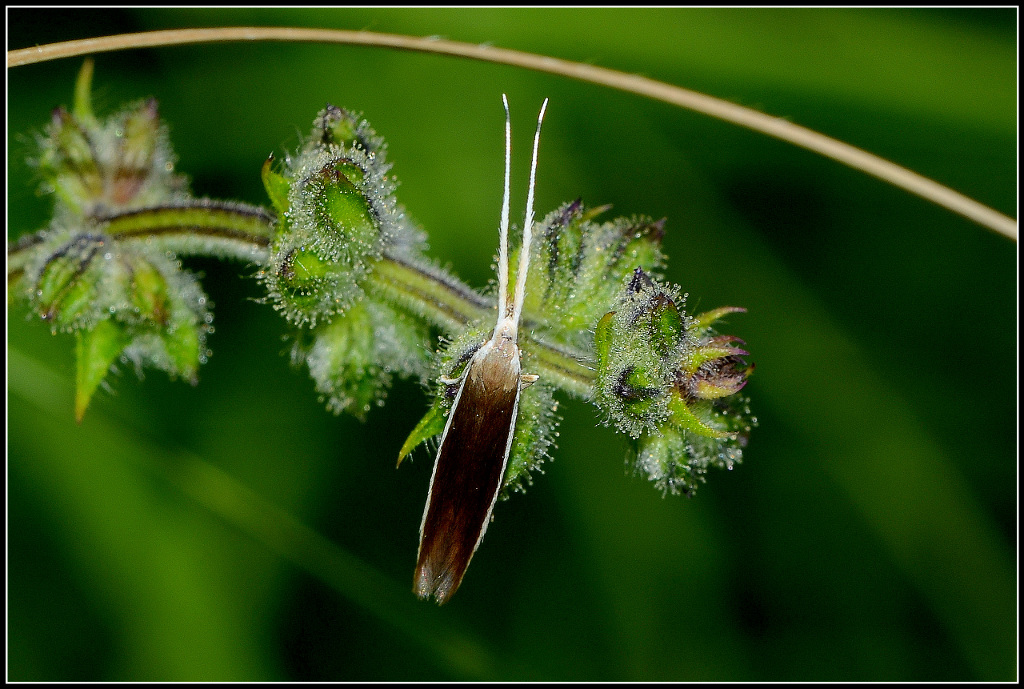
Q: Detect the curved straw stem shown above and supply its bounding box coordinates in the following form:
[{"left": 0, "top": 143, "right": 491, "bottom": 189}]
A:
[{"left": 8, "top": 27, "right": 1016, "bottom": 241}]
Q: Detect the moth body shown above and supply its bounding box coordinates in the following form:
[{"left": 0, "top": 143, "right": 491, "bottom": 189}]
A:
[
  {"left": 414, "top": 96, "right": 547, "bottom": 604},
  {"left": 414, "top": 330, "right": 522, "bottom": 603}
]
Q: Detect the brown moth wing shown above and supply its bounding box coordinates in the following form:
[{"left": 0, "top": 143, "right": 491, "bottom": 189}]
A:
[{"left": 414, "top": 339, "right": 521, "bottom": 604}]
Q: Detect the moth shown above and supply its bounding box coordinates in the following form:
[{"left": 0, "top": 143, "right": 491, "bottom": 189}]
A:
[{"left": 414, "top": 95, "right": 548, "bottom": 604}]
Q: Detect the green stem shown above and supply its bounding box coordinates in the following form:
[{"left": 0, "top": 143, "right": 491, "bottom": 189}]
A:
[
  {"left": 522, "top": 337, "right": 594, "bottom": 397},
  {"left": 8, "top": 201, "right": 598, "bottom": 396},
  {"left": 370, "top": 254, "right": 595, "bottom": 396},
  {"left": 369, "top": 252, "right": 491, "bottom": 333},
  {"left": 104, "top": 200, "right": 275, "bottom": 261},
  {"left": 6, "top": 200, "right": 274, "bottom": 279}
]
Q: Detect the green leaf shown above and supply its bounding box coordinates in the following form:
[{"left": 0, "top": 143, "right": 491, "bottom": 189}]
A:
[
  {"left": 649, "top": 293, "right": 684, "bottom": 358},
  {"left": 397, "top": 397, "right": 447, "bottom": 467},
  {"left": 261, "top": 156, "right": 291, "bottom": 217},
  {"left": 304, "top": 302, "right": 382, "bottom": 418},
  {"left": 691, "top": 306, "right": 746, "bottom": 333},
  {"left": 74, "top": 318, "right": 129, "bottom": 422},
  {"left": 72, "top": 58, "right": 96, "bottom": 125},
  {"left": 666, "top": 393, "right": 734, "bottom": 440},
  {"left": 593, "top": 311, "right": 615, "bottom": 375}
]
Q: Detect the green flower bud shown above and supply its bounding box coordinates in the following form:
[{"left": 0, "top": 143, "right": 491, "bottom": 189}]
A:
[
  {"left": 261, "top": 107, "right": 426, "bottom": 327},
  {"left": 593, "top": 268, "right": 688, "bottom": 437},
  {"left": 522, "top": 199, "right": 587, "bottom": 320},
  {"left": 633, "top": 425, "right": 700, "bottom": 497},
  {"left": 31, "top": 233, "right": 109, "bottom": 331},
  {"left": 129, "top": 254, "right": 170, "bottom": 325},
  {"left": 631, "top": 387, "right": 751, "bottom": 496},
  {"left": 301, "top": 299, "right": 432, "bottom": 419},
  {"left": 116, "top": 254, "right": 210, "bottom": 385},
  {"left": 593, "top": 268, "right": 754, "bottom": 495},
  {"left": 38, "top": 107, "right": 103, "bottom": 213},
  {"left": 308, "top": 105, "right": 386, "bottom": 157},
  {"left": 303, "top": 300, "right": 383, "bottom": 418},
  {"left": 678, "top": 337, "right": 752, "bottom": 401},
  {"left": 13, "top": 64, "right": 213, "bottom": 421},
  {"left": 23, "top": 232, "right": 213, "bottom": 420},
  {"left": 521, "top": 202, "right": 666, "bottom": 349},
  {"left": 108, "top": 98, "right": 163, "bottom": 206},
  {"left": 33, "top": 62, "right": 186, "bottom": 219},
  {"left": 264, "top": 152, "right": 384, "bottom": 326}
]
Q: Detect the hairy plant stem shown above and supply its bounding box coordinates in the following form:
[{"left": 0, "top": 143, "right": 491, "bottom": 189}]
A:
[
  {"left": 103, "top": 201, "right": 276, "bottom": 247},
  {"left": 7, "top": 201, "right": 598, "bottom": 396},
  {"left": 370, "top": 255, "right": 595, "bottom": 396}
]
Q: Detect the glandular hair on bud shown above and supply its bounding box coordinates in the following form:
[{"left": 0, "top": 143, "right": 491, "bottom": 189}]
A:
[{"left": 262, "top": 109, "right": 426, "bottom": 328}]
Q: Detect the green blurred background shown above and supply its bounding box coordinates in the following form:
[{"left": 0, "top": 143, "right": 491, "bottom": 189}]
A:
[{"left": 7, "top": 8, "right": 1016, "bottom": 681}]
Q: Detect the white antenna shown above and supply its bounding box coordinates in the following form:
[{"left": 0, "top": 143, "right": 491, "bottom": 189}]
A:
[
  {"left": 511, "top": 98, "right": 548, "bottom": 328},
  {"left": 496, "top": 94, "right": 513, "bottom": 324}
]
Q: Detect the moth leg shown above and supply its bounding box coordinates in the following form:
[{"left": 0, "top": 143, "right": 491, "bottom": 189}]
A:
[
  {"left": 439, "top": 339, "right": 488, "bottom": 387},
  {"left": 520, "top": 373, "right": 539, "bottom": 390}
]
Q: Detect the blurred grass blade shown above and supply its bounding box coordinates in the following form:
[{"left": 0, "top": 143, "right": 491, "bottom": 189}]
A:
[{"left": 9, "top": 347, "right": 497, "bottom": 680}]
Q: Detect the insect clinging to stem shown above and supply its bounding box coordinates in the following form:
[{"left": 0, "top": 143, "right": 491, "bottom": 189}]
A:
[{"left": 413, "top": 95, "right": 548, "bottom": 604}]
